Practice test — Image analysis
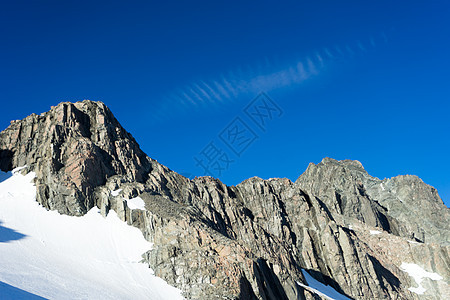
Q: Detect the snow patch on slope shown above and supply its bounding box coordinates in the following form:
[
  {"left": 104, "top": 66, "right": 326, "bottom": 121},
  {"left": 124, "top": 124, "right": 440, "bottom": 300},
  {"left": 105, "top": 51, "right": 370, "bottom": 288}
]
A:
[
  {"left": 111, "top": 188, "right": 122, "bottom": 196},
  {"left": 0, "top": 170, "right": 183, "bottom": 299},
  {"left": 408, "top": 240, "right": 420, "bottom": 245},
  {"left": 111, "top": 188, "right": 146, "bottom": 211},
  {"left": 126, "top": 196, "right": 146, "bottom": 210},
  {"left": 400, "top": 263, "right": 443, "bottom": 295},
  {"left": 12, "top": 165, "right": 28, "bottom": 174}
]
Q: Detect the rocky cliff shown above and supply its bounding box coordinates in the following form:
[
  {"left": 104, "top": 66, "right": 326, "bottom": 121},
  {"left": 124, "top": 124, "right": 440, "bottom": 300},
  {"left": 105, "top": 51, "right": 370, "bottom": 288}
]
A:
[{"left": 1, "top": 100, "right": 449, "bottom": 299}]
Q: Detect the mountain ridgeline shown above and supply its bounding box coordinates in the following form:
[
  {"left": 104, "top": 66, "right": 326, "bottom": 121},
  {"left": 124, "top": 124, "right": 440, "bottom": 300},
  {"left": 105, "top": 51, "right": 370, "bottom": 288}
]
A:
[{"left": 0, "top": 100, "right": 448, "bottom": 299}]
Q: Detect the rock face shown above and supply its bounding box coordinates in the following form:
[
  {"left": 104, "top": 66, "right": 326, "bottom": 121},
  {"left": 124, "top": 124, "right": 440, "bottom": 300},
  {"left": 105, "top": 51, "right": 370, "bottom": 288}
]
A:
[
  {"left": 1, "top": 101, "right": 449, "bottom": 300},
  {"left": 296, "top": 158, "right": 450, "bottom": 245},
  {"left": 0, "top": 101, "right": 151, "bottom": 215}
]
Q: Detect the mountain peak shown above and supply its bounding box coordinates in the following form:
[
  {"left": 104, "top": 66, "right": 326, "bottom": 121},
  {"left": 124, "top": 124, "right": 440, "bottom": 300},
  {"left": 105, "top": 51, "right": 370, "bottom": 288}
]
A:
[
  {"left": 319, "top": 157, "right": 366, "bottom": 170},
  {"left": 297, "top": 155, "right": 449, "bottom": 245},
  {"left": 0, "top": 100, "right": 152, "bottom": 215}
]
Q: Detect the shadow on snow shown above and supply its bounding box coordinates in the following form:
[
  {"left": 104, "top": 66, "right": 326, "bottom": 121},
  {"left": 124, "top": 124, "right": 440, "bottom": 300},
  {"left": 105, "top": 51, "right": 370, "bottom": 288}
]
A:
[
  {"left": 0, "top": 281, "right": 47, "bottom": 299},
  {"left": 0, "top": 221, "right": 27, "bottom": 243}
]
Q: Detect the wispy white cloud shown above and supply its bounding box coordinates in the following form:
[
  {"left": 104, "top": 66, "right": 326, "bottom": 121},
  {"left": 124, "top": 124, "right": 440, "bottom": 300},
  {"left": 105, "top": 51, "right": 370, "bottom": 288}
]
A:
[
  {"left": 315, "top": 52, "right": 324, "bottom": 67},
  {"left": 306, "top": 57, "right": 318, "bottom": 75},
  {"left": 357, "top": 41, "right": 366, "bottom": 52},
  {"left": 334, "top": 45, "right": 344, "bottom": 56},
  {"left": 381, "top": 32, "right": 388, "bottom": 43},
  {"left": 187, "top": 86, "right": 206, "bottom": 105},
  {"left": 221, "top": 76, "right": 239, "bottom": 99},
  {"left": 323, "top": 47, "right": 334, "bottom": 59},
  {"left": 157, "top": 55, "right": 321, "bottom": 117},
  {"left": 201, "top": 81, "right": 223, "bottom": 103},
  {"left": 345, "top": 44, "right": 355, "bottom": 56},
  {"left": 192, "top": 83, "right": 212, "bottom": 104},
  {"left": 150, "top": 33, "right": 387, "bottom": 121},
  {"left": 212, "top": 79, "right": 231, "bottom": 100},
  {"left": 296, "top": 62, "right": 308, "bottom": 81},
  {"left": 181, "top": 91, "right": 197, "bottom": 106}
]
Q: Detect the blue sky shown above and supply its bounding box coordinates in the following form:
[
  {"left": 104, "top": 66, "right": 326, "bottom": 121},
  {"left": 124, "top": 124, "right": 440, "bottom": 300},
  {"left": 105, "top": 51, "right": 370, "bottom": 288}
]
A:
[{"left": 1, "top": 1, "right": 449, "bottom": 206}]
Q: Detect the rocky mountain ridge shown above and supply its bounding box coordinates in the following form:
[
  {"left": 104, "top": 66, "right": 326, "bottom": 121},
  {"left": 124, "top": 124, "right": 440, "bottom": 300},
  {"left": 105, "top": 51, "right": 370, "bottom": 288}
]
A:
[{"left": 1, "top": 100, "right": 449, "bottom": 299}]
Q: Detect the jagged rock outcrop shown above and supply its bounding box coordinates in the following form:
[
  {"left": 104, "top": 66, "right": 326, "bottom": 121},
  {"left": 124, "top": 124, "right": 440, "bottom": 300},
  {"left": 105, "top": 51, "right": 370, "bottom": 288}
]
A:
[
  {"left": 0, "top": 101, "right": 151, "bottom": 215},
  {"left": 296, "top": 158, "right": 450, "bottom": 245},
  {"left": 1, "top": 101, "right": 449, "bottom": 300}
]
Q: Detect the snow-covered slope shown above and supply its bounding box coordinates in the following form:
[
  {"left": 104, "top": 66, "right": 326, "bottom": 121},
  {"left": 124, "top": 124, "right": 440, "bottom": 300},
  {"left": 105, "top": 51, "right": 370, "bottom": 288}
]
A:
[{"left": 0, "top": 168, "right": 184, "bottom": 299}]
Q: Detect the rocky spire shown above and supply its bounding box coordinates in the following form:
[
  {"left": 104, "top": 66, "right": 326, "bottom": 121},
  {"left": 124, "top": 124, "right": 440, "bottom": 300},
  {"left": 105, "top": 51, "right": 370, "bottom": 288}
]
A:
[{"left": 1, "top": 101, "right": 449, "bottom": 299}]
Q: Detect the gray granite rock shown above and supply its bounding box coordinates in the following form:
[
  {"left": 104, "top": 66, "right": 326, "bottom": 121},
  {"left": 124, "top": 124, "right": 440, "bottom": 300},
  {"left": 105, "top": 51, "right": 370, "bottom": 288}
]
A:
[
  {"left": 296, "top": 157, "right": 450, "bottom": 245},
  {"left": 1, "top": 101, "right": 448, "bottom": 299},
  {"left": 0, "top": 101, "right": 152, "bottom": 215}
]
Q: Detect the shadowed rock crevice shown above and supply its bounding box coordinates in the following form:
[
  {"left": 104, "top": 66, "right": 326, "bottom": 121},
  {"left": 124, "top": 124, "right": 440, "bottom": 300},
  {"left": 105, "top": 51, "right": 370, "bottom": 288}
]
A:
[
  {"left": 367, "top": 255, "right": 400, "bottom": 292},
  {"left": 239, "top": 275, "right": 258, "bottom": 300},
  {"left": 0, "top": 149, "right": 13, "bottom": 172},
  {"left": 253, "top": 258, "right": 289, "bottom": 300}
]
